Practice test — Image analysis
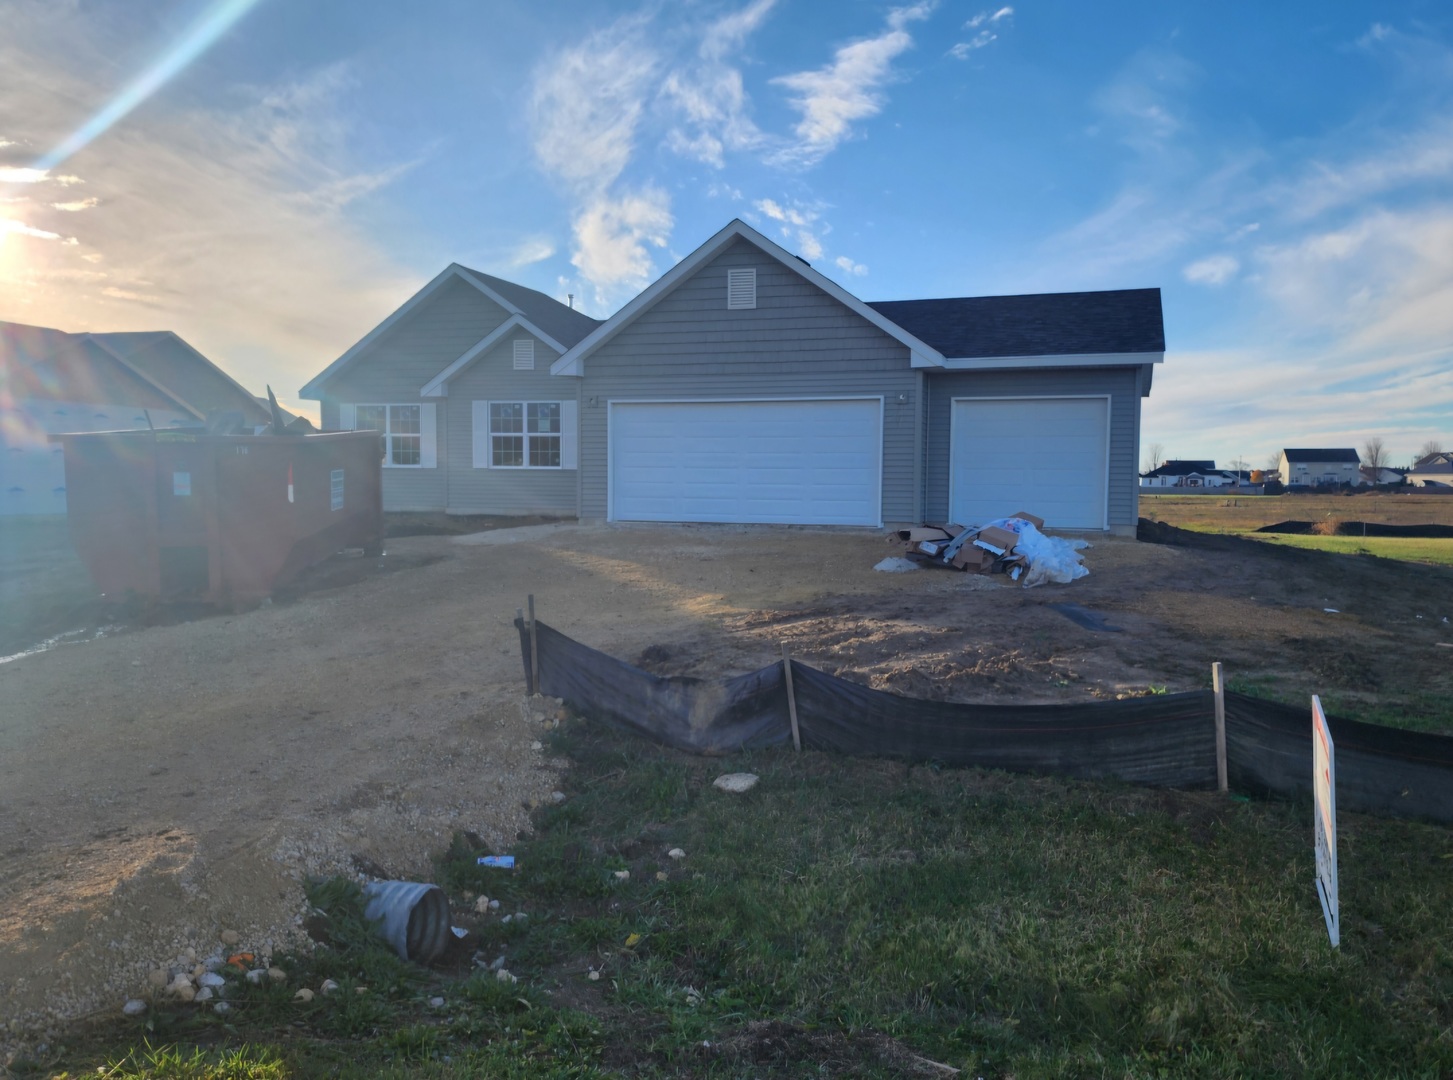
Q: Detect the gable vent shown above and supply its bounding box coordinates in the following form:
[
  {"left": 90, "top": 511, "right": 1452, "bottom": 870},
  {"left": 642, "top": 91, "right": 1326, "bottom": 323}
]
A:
[
  {"left": 513, "top": 339, "right": 535, "bottom": 370},
  {"left": 726, "top": 268, "right": 757, "bottom": 310}
]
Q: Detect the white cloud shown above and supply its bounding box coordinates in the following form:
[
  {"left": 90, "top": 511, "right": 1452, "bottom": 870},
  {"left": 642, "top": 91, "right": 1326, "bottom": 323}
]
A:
[
  {"left": 834, "top": 255, "right": 867, "bottom": 276},
  {"left": 0, "top": 166, "right": 50, "bottom": 183},
  {"left": 1092, "top": 49, "right": 1198, "bottom": 151},
  {"left": 1276, "top": 116, "right": 1453, "bottom": 222},
  {"left": 509, "top": 237, "right": 557, "bottom": 268},
  {"left": 51, "top": 197, "right": 99, "bottom": 212},
  {"left": 661, "top": 0, "right": 776, "bottom": 167},
  {"left": 0, "top": 218, "right": 66, "bottom": 241},
  {"left": 570, "top": 187, "right": 673, "bottom": 305},
  {"left": 769, "top": 3, "right": 934, "bottom": 167},
  {"left": 1183, "top": 254, "right": 1239, "bottom": 286},
  {"left": 0, "top": 4, "right": 415, "bottom": 417},
  {"left": 951, "top": 6, "right": 1012, "bottom": 56},
  {"left": 529, "top": 15, "right": 659, "bottom": 195}
]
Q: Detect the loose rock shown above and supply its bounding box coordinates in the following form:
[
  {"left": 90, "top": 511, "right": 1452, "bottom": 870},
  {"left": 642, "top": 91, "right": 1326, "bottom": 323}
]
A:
[
  {"left": 587, "top": 970, "right": 600, "bottom": 982},
  {"left": 213, "top": 1001, "right": 231, "bottom": 1015},
  {"left": 219, "top": 930, "right": 240, "bottom": 947},
  {"left": 613, "top": 870, "right": 630, "bottom": 882},
  {"left": 712, "top": 772, "right": 759, "bottom": 794},
  {"left": 194, "top": 987, "right": 213, "bottom": 1003},
  {"left": 197, "top": 972, "right": 226, "bottom": 989},
  {"left": 293, "top": 988, "right": 314, "bottom": 1003},
  {"left": 474, "top": 896, "right": 491, "bottom": 914},
  {"left": 121, "top": 1000, "right": 147, "bottom": 1017},
  {"left": 146, "top": 969, "right": 168, "bottom": 989},
  {"left": 667, "top": 848, "right": 686, "bottom": 860},
  {"left": 267, "top": 967, "right": 286, "bottom": 983},
  {"left": 550, "top": 791, "right": 566, "bottom": 804},
  {"left": 495, "top": 969, "right": 517, "bottom": 984},
  {"left": 319, "top": 979, "right": 340, "bottom": 995},
  {"left": 428, "top": 996, "right": 445, "bottom": 1008}
]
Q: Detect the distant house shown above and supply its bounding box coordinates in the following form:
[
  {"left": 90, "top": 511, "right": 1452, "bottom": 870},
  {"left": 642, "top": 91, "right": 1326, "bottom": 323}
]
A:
[
  {"left": 1278, "top": 448, "right": 1363, "bottom": 488},
  {"left": 1407, "top": 452, "right": 1453, "bottom": 489},
  {"left": 1140, "top": 460, "right": 1245, "bottom": 488},
  {"left": 1359, "top": 465, "right": 1406, "bottom": 486},
  {"left": 304, "top": 219, "right": 1167, "bottom": 533},
  {"left": 1, "top": 320, "right": 268, "bottom": 515}
]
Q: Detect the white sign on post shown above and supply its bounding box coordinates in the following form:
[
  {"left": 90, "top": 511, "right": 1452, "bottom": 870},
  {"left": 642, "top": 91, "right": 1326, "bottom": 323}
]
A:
[{"left": 1312, "top": 695, "right": 1339, "bottom": 948}]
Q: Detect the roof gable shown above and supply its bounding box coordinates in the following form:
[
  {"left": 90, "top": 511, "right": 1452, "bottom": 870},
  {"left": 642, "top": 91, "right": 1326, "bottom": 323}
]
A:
[
  {"left": 420, "top": 315, "right": 570, "bottom": 397},
  {"left": 1143, "top": 459, "right": 1216, "bottom": 477},
  {"left": 2, "top": 320, "right": 202, "bottom": 417},
  {"left": 89, "top": 331, "right": 270, "bottom": 423},
  {"left": 867, "top": 288, "right": 1165, "bottom": 359},
  {"left": 551, "top": 219, "right": 944, "bottom": 376}
]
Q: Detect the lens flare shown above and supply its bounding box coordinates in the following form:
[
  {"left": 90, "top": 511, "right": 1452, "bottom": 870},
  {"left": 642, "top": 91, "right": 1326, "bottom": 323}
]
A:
[{"left": 32, "top": 0, "right": 266, "bottom": 174}]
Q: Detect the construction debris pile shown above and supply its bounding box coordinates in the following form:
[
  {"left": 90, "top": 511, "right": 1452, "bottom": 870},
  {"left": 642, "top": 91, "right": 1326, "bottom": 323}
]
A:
[{"left": 891, "top": 511, "right": 1092, "bottom": 587}]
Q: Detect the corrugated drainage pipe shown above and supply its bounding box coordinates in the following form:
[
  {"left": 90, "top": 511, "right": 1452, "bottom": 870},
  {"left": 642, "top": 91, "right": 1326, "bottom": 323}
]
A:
[{"left": 361, "top": 881, "right": 452, "bottom": 964}]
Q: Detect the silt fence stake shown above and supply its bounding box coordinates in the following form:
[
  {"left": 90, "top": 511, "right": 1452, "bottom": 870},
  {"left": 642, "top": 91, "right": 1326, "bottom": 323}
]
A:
[
  {"left": 782, "top": 644, "right": 802, "bottom": 752},
  {"left": 528, "top": 594, "right": 539, "bottom": 698},
  {"left": 1212, "top": 661, "right": 1228, "bottom": 793}
]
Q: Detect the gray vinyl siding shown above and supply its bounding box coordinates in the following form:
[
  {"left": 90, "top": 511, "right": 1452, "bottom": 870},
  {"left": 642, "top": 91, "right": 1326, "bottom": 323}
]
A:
[
  {"left": 923, "top": 366, "right": 1143, "bottom": 530},
  {"left": 578, "top": 238, "right": 919, "bottom": 523},
  {"left": 316, "top": 275, "right": 512, "bottom": 512},
  {"left": 444, "top": 332, "right": 580, "bottom": 516}
]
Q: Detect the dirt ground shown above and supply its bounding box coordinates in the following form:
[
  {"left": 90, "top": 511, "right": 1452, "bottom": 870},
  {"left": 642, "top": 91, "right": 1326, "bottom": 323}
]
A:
[{"left": 2, "top": 517, "right": 1451, "bottom": 1053}]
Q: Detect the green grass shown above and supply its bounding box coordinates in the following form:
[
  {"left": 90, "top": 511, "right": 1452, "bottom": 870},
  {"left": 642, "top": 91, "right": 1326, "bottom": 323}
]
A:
[
  {"left": 1241, "top": 533, "right": 1453, "bottom": 567},
  {"left": 41, "top": 728, "right": 1453, "bottom": 1079}
]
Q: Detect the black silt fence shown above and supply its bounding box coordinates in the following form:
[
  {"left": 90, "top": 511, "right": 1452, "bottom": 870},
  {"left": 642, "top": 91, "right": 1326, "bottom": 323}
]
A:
[{"left": 517, "top": 618, "right": 1453, "bottom": 823}]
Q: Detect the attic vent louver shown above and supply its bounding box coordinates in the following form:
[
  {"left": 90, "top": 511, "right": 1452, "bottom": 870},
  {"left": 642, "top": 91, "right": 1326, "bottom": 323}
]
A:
[
  {"left": 726, "top": 268, "right": 756, "bottom": 310},
  {"left": 513, "top": 339, "right": 535, "bottom": 370}
]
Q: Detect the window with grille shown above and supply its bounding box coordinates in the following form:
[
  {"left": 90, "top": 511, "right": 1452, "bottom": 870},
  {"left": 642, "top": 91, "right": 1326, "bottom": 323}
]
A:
[
  {"left": 490, "top": 401, "right": 561, "bottom": 468},
  {"left": 355, "top": 404, "right": 421, "bottom": 466}
]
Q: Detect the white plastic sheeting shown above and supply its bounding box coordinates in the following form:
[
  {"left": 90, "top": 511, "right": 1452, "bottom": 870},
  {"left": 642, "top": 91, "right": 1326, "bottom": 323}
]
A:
[{"left": 983, "top": 517, "right": 1091, "bottom": 588}]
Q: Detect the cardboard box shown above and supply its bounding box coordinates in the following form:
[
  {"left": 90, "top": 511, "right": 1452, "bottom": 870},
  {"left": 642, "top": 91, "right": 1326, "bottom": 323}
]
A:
[
  {"left": 898, "top": 527, "right": 952, "bottom": 543},
  {"left": 915, "top": 540, "right": 944, "bottom": 557},
  {"left": 973, "top": 525, "right": 1019, "bottom": 555},
  {"left": 941, "top": 523, "right": 966, "bottom": 538},
  {"left": 952, "top": 545, "right": 991, "bottom": 571},
  {"left": 1011, "top": 510, "right": 1045, "bottom": 530}
]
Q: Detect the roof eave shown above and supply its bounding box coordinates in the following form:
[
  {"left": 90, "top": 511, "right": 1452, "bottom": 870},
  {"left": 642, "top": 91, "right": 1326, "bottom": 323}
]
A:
[
  {"left": 937, "top": 350, "right": 1164, "bottom": 371},
  {"left": 420, "top": 315, "right": 568, "bottom": 398}
]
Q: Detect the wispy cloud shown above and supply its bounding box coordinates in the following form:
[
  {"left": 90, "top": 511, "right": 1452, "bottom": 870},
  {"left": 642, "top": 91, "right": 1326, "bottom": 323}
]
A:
[
  {"left": 834, "top": 254, "right": 867, "bottom": 276},
  {"left": 753, "top": 197, "right": 827, "bottom": 260},
  {"left": 661, "top": 0, "right": 775, "bottom": 167},
  {"left": 0, "top": 4, "right": 415, "bottom": 417},
  {"left": 0, "top": 218, "right": 67, "bottom": 241},
  {"left": 950, "top": 6, "right": 1013, "bottom": 58},
  {"left": 1092, "top": 48, "right": 1198, "bottom": 152},
  {"left": 0, "top": 165, "right": 81, "bottom": 184},
  {"left": 1183, "top": 254, "right": 1239, "bottom": 286},
  {"left": 508, "top": 237, "right": 556, "bottom": 268},
  {"left": 769, "top": 2, "right": 935, "bottom": 168}
]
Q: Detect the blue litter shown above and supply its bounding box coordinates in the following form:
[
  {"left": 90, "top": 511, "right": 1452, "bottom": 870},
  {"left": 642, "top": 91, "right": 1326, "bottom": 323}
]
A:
[{"left": 477, "top": 856, "right": 515, "bottom": 868}]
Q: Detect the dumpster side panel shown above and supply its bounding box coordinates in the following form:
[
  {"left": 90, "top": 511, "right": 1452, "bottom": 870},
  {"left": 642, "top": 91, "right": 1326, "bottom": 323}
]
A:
[{"left": 61, "top": 433, "right": 159, "bottom": 597}]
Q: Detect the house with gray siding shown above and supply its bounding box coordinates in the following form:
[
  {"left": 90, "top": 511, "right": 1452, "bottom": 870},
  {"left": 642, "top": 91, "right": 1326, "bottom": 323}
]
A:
[{"left": 302, "top": 219, "right": 1163, "bottom": 533}]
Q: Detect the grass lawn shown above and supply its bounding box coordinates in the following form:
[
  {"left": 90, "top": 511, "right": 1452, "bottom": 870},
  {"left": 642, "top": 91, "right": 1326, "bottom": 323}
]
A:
[
  {"left": 1141, "top": 493, "right": 1453, "bottom": 535},
  {"left": 44, "top": 727, "right": 1453, "bottom": 1079},
  {"left": 1242, "top": 533, "right": 1453, "bottom": 567}
]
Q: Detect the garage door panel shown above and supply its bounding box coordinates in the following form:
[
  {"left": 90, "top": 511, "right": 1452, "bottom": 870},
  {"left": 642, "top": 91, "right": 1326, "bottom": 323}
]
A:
[
  {"left": 612, "top": 399, "right": 881, "bottom": 525},
  {"left": 950, "top": 398, "right": 1107, "bottom": 530}
]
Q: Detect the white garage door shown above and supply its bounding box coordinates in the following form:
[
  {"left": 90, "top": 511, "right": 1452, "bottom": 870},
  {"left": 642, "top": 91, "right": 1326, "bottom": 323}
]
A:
[
  {"left": 950, "top": 397, "right": 1109, "bottom": 529},
  {"left": 611, "top": 399, "right": 882, "bottom": 525}
]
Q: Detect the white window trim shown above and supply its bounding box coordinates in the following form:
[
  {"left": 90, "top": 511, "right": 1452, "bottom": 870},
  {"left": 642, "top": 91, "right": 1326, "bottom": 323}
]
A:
[
  {"left": 488, "top": 400, "right": 565, "bottom": 470},
  {"left": 355, "top": 403, "right": 425, "bottom": 469}
]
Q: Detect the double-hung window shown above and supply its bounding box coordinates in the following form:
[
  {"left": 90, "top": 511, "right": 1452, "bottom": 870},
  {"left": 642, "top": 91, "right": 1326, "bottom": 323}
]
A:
[
  {"left": 355, "top": 404, "right": 422, "bottom": 466},
  {"left": 489, "top": 402, "right": 561, "bottom": 468}
]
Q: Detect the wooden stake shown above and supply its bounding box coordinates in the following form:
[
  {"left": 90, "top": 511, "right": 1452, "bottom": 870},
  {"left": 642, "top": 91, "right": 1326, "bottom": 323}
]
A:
[
  {"left": 782, "top": 644, "right": 802, "bottom": 752},
  {"left": 1212, "top": 661, "right": 1228, "bottom": 793},
  {"left": 528, "top": 594, "right": 539, "bottom": 698}
]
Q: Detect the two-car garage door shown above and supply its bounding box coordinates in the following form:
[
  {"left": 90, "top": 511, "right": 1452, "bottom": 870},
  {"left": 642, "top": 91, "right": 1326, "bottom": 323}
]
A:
[
  {"left": 610, "top": 399, "right": 882, "bottom": 526},
  {"left": 950, "top": 397, "right": 1109, "bottom": 530}
]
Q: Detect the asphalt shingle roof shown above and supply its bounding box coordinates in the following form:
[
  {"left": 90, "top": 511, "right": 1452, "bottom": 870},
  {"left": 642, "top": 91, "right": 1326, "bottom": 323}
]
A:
[
  {"left": 867, "top": 288, "right": 1164, "bottom": 359},
  {"left": 1143, "top": 460, "right": 1217, "bottom": 477},
  {"left": 1282, "top": 448, "right": 1361, "bottom": 463},
  {"left": 458, "top": 266, "right": 601, "bottom": 349}
]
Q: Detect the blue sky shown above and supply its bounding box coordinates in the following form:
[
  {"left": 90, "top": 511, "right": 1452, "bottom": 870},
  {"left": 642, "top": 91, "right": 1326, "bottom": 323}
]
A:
[{"left": 2, "top": 0, "right": 1451, "bottom": 468}]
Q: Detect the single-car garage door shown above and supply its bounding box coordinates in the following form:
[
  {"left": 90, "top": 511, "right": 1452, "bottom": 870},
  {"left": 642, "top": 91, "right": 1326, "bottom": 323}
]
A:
[
  {"left": 611, "top": 399, "right": 882, "bottom": 525},
  {"left": 950, "top": 397, "right": 1108, "bottom": 529}
]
